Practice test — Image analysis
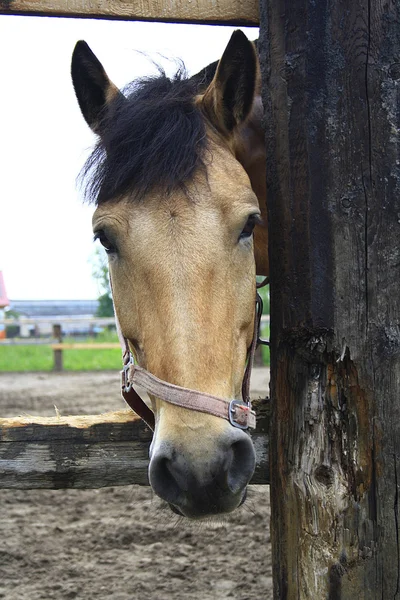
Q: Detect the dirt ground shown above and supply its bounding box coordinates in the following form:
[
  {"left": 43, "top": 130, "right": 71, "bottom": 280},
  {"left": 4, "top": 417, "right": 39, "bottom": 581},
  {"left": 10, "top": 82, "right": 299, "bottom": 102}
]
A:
[{"left": 0, "top": 371, "right": 272, "bottom": 600}]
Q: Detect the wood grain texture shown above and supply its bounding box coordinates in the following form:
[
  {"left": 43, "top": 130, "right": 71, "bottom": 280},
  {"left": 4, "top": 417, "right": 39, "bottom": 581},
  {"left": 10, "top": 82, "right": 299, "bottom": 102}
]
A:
[
  {"left": 259, "top": 0, "right": 400, "bottom": 597},
  {"left": 0, "top": 399, "right": 269, "bottom": 488},
  {"left": 0, "top": 0, "right": 259, "bottom": 25}
]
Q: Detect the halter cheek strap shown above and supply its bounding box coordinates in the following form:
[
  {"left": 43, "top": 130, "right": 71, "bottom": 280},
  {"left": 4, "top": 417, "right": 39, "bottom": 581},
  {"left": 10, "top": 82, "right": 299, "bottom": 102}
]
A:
[{"left": 113, "top": 279, "right": 269, "bottom": 432}]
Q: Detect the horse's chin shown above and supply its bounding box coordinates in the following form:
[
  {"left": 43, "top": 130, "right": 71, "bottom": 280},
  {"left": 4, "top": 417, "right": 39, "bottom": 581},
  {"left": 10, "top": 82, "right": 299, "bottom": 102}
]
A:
[{"left": 168, "top": 488, "right": 248, "bottom": 519}]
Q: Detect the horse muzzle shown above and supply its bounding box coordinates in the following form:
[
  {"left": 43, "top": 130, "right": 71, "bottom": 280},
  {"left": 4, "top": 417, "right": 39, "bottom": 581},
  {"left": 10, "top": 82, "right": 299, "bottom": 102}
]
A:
[{"left": 148, "top": 428, "right": 256, "bottom": 518}]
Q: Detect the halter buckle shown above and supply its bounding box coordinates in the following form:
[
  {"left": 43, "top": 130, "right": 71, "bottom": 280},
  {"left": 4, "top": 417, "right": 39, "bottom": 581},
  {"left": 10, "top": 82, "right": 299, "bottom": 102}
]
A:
[{"left": 229, "top": 400, "right": 256, "bottom": 430}]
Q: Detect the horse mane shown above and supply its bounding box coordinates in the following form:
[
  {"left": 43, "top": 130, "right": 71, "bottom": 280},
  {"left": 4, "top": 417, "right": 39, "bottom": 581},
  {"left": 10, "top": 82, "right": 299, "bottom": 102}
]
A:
[{"left": 82, "top": 66, "right": 210, "bottom": 205}]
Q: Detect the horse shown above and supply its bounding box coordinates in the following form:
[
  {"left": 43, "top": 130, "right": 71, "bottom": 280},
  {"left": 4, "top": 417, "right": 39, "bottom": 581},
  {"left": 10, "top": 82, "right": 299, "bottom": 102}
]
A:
[{"left": 71, "top": 30, "right": 268, "bottom": 519}]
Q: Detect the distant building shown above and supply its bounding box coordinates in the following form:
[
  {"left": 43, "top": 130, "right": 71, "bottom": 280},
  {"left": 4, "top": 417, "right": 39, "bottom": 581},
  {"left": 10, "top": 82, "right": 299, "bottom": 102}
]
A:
[
  {"left": 0, "top": 272, "right": 10, "bottom": 339},
  {"left": 10, "top": 299, "right": 99, "bottom": 318},
  {"left": 8, "top": 299, "right": 103, "bottom": 337}
]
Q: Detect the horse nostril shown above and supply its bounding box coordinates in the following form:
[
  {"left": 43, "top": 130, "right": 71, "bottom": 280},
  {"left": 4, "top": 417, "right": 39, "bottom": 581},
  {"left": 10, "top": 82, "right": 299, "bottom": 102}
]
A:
[
  {"left": 227, "top": 435, "right": 256, "bottom": 494},
  {"left": 149, "top": 449, "right": 186, "bottom": 506}
]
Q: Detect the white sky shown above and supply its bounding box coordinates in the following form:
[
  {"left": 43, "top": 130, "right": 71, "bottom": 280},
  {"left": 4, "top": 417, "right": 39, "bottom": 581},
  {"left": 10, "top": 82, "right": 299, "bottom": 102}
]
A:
[{"left": 0, "top": 16, "right": 258, "bottom": 300}]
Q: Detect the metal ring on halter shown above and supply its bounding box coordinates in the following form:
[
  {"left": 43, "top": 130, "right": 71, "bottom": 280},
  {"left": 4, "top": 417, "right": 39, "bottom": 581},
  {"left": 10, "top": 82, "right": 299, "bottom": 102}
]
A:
[
  {"left": 123, "top": 354, "right": 135, "bottom": 392},
  {"left": 229, "top": 400, "right": 255, "bottom": 430}
]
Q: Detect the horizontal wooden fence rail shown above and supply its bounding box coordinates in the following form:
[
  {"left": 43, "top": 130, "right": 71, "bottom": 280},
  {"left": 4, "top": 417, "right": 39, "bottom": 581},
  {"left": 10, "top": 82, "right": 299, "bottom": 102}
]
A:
[
  {"left": 0, "top": 399, "right": 269, "bottom": 489},
  {"left": 0, "top": 0, "right": 259, "bottom": 25},
  {"left": 51, "top": 343, "right": 120, "bottom": 350}
]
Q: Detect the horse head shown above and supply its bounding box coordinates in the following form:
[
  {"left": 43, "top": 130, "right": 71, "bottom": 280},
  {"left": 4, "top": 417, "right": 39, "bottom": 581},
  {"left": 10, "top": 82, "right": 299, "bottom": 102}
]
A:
[{"left": 71, "top": 30, "right": 268, "bottom": 519}]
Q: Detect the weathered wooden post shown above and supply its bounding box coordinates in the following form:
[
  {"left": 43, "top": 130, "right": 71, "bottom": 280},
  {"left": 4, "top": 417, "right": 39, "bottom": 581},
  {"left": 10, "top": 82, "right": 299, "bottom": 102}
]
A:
[
  {"left": 259, "top": 0, "right": 400, "bottom": 597},
  {"left": 52, "top": 323, "right": 63, "bottom": 371}
]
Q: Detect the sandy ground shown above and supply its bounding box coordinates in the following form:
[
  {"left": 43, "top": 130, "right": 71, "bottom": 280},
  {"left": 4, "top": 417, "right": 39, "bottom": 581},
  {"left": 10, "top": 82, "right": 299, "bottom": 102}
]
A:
[{"left": 0, "top": 370, "right": 272, "bottom": 600}]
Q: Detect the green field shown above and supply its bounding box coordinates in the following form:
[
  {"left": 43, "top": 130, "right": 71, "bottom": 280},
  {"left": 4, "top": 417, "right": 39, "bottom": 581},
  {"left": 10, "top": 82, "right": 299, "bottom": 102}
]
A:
[
  {"left": 0, "top": 332, "right": 122, "bottom": 372},
  {"left": 0, "top": 327, "right": 270, "bottom": 372}
]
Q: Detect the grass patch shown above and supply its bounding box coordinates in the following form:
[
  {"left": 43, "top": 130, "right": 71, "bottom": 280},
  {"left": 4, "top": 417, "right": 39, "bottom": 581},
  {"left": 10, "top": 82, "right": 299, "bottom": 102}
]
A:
[
  {"left": 0, "top": 332, "right": 122, "bottom": 372},
  {"left": 0, "top": 344, "right": 54, "bottom": 371},
  {"left": 62, "top": 331, "right": 122, "bottom": 371},
  {"left": 63, "top": 348, "right": 121, "bottom": 371}
]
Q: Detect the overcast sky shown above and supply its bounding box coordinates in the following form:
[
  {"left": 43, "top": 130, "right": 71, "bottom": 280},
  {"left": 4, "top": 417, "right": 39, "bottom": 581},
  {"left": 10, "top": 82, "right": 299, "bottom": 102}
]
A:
[{"left": 0, "top": 16, "right": 258, "bottom": 301}]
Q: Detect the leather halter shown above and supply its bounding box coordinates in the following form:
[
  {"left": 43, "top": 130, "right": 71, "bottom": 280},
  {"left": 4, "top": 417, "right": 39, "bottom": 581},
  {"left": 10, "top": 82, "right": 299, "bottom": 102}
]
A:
[{"left": 114, "top": 279, "right": 269, "bottom": 432}]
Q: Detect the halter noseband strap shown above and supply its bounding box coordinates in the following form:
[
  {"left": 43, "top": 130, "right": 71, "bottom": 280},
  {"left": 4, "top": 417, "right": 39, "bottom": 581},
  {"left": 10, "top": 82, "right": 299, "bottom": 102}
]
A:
[
  {"left": 114, "top": 279, "right": 268, "bottom": 432},
  {"left": 122, "top": 362, "right": 256, "bottom": 430}
]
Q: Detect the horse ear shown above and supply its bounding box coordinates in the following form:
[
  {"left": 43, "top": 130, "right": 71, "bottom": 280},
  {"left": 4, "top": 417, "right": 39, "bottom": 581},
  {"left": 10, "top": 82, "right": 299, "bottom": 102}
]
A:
[
  {"left": 201, "top": 30, "right": 257, "bottom": 133},
  {"left": 71, "top": 41, "right": 121, "bottom": 134}
]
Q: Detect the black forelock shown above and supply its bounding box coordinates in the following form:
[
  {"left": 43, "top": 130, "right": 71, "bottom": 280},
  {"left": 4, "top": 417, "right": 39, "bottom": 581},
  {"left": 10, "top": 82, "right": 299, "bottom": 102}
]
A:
[{"left": 81, "top": 66, "right": 208, "bottom": 204}]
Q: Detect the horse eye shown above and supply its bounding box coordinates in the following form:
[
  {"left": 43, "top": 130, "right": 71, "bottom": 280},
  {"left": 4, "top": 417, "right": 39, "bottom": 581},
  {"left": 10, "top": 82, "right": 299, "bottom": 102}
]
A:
[
  {"left": 93, "top": 230, "right": 116, "bottom": 254},
  {"left": 239, "top": 214, "right": 261, "bottom": 241}
]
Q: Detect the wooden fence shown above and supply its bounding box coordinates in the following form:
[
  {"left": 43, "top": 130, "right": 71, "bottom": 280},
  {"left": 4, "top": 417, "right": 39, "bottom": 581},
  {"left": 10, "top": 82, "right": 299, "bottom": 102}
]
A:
[{"left": 0, "top": 399, "right": 270, "bottom": 489}]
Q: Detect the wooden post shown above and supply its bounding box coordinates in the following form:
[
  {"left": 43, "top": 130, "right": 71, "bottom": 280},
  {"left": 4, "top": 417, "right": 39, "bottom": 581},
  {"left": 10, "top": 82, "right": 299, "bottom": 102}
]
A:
[
  {"left": 52, "top": 324, "right": 63, "bottom": 372},
  {"left": 259, "top": 0, "right": 400, "bottom": 597}
]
